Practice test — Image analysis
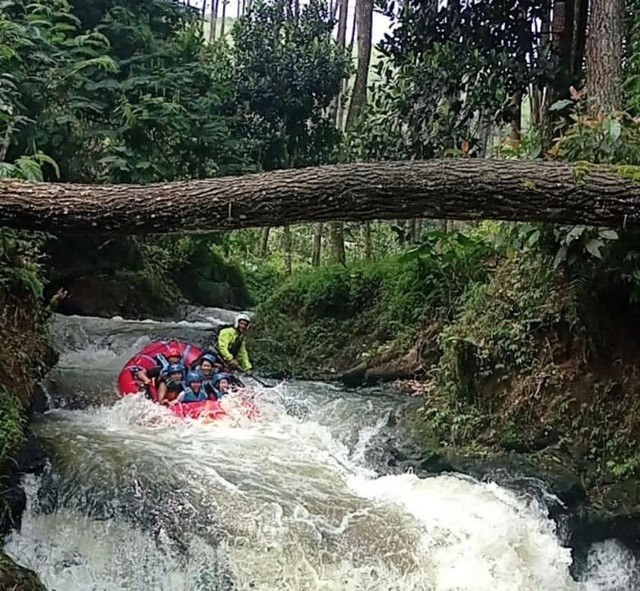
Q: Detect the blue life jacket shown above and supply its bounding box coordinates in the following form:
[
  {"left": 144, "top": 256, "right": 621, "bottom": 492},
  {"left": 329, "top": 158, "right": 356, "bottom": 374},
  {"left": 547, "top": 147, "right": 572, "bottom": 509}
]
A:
[
  {"left": 181, "top": 387, "right": 208, "bottom": 403},
  {"left": 201, "top": 378, "right": 216, "bottom": 397}
]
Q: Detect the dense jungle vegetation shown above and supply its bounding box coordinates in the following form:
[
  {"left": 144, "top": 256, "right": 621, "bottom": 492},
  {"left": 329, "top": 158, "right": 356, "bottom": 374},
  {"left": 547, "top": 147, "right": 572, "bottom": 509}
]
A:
[{"left": 4, "top": 0, "right": 640, "bottom": 574}]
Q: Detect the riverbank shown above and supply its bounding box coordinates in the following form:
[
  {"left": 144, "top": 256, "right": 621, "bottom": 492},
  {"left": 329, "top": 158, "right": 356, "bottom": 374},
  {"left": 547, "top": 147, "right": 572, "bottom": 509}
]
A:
[
  {"left": 252, "top": 228, "right": 640, "bottom": 558},
  {"left": 0, "top": 282, "right": 56, "bottom": 589}
]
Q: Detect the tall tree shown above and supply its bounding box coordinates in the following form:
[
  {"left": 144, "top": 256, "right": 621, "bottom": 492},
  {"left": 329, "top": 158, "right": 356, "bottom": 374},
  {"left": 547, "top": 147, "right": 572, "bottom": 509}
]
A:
[
  {"left": 327, "top": 0, "right": 350, "bottom": 265},
  {"left": 345, "top": 0, "right": 373, "bottom": 259},
  {"left": 345, "top": 0, "right": 373, "bottom": 130},
  {"left": 586, "top": 0, "right": 625, "bottom": 114}
]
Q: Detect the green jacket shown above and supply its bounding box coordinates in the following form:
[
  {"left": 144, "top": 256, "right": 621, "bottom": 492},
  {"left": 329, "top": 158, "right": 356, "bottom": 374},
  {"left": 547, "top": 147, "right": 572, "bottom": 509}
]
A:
[{"left": 217, "top": 326, "right": 252, "bottom": 371}]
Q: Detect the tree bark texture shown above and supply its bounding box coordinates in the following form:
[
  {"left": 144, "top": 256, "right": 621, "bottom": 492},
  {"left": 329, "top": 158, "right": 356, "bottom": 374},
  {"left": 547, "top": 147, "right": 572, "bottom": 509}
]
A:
[
  {"left": 259, "top": 226, "right": 270, "bottom": 258},
  {"left": 586, "top": 0, "right": 625, "bottom": 114},
  {"left": 3, "top": 160, "right": 640, "bottom": 234},
  {"left": 312, "top": 222, "right": 323, "bottom": 267},
  {"left": 363, "top": 221, "right": 372, "bottom": 260},
  {"left": 329, "top": 222, "right": 346, "bottom": 264}
]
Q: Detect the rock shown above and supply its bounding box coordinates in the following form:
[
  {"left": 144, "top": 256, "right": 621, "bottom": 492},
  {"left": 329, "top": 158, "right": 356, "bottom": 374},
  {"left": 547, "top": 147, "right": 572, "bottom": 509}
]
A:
[
  {"left": 0, "top": 552, "right": 47, "bottom": 591},
  {"left": 14, "top": 430, "right": 49, "bottom": 476},
  {"left": 341, "top": 362, "right": 367, "bottom": 387},
  {"left": 0, "top": 431, "right": 49, "bottom": 538},
  {"left": 28, "top": 383, "right": 50, "bottom": 416},
  {"left": 0, "top": 484, "right": 26, "bottom": 536}
]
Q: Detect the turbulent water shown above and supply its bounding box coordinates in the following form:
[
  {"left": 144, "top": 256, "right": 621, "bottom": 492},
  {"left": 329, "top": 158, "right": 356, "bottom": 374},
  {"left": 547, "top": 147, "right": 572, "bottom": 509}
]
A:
[{"left": 4, "top": 311, "right": 640, "bottom": 590}]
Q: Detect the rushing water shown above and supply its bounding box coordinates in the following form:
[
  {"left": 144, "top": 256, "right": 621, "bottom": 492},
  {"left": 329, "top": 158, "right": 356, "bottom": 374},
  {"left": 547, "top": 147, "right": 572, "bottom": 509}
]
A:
[{"left": 4, "top": 312, "right": 640, "bottom": 590}]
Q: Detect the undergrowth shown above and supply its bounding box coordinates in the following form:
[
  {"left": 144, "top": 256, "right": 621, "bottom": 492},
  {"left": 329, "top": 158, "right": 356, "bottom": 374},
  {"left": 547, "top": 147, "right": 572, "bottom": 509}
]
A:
[{"left": 254, "top": 230, "right": 495, "bottom": 372}]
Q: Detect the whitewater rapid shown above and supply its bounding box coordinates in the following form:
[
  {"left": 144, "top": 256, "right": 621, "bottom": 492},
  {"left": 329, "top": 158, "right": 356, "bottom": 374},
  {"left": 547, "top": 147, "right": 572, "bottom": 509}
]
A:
[{"left": 4, "top": 313, "right": 639, "bottom": 590}]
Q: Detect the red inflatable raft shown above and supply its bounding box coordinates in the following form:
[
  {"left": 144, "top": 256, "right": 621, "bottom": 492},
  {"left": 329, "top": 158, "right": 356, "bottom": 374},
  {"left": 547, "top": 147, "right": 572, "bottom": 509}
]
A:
[{"left": 117, "top": 339, "right": 231, "bottom": 421}]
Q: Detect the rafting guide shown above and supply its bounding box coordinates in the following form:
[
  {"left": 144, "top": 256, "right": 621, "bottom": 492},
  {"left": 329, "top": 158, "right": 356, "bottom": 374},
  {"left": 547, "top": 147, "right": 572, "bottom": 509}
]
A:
[{"left": 215, "top": 313, "right": 253, "bottom": 373}]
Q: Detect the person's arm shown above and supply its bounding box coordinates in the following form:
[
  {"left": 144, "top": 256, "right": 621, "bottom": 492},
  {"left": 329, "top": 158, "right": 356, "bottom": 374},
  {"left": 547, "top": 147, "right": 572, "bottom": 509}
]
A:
[
  {"left": 47, "top": 288, "right": 69, "bottom": 313},
  {"left": 136, "top": 366, "right": 160, "bottom": 385},
  {"left": 136, "top": 368, "right": 151, "bottom": 384},
  {"left": 171, "top": 389, "right": 186, "bottom": 405}
]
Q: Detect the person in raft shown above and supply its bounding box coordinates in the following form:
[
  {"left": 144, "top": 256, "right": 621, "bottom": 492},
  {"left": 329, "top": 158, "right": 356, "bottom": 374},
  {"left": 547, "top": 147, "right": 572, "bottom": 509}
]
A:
[
  {"left": 212, "top": 372, "right": 233, "bottom": 400},
  {"left": 157, "top": 363, "right": 186, "bottom": 404},
  {"left": 188, "top": 352, "right": 222, "bottom": 399},
  {"left": 171, "top": 371, "right": 207, "bottom": 405},
  {"left": 218, "top": 313, "right": 253, "bottom": 373},
  {"left": 135, "top": 344, "right": 184, "bottom": 390}
]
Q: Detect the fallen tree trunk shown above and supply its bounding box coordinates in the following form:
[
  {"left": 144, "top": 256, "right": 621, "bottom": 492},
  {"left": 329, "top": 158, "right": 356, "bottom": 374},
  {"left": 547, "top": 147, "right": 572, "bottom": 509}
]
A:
[{"left": 1, "top": 160, "right": 640, "bottom": 234}]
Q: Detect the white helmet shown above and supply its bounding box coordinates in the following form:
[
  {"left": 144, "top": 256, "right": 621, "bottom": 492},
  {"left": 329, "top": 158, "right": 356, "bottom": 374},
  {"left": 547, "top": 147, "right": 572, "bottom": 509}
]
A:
[{"left": 235, "top": 313, "right": 251, "bottom": 328}]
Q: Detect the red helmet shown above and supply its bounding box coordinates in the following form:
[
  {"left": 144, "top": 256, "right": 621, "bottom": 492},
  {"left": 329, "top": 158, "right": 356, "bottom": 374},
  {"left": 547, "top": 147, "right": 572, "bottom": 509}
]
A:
[{"left": 166, "top": 344, "right": 181, "bottom": 358}]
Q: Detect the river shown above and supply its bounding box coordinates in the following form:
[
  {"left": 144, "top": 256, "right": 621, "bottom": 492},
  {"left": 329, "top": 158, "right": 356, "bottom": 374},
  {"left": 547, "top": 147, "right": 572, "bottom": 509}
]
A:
[{"left": 4, "top": 310, "right": 640, "bottom": 590}]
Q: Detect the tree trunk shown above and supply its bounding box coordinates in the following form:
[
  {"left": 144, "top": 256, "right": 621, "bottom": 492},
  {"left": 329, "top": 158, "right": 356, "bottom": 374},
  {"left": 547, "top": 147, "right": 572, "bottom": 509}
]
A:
[
  {"left": 345, "top": 0, "right": 374, "bottom": 131},
  {"left": 510, "top": 91, "right": 522, "bottom": 141},
  {"left": 312, "top": 222, "right": 323, "bottom": 266},
  {"left": 363, "top": 221, "right": 372, "bottom": 259},
  {"left": 3, "top": 160, "right": 640, "bottom": 233},
  {"left": 572, "top": 0, "right": 589, "bottom": 77},
  {"left": 415, "top": 218, "right": 423, "bottom": 241},
  {"left": 209, "top": 0, "right": 219, "bottom": 42},
  {"left": 260, "top": 226, "right": 270, "bottom": 258},
  {"left": 220, "top": 0, "right": 227, "bottom": 37},
  {"left": 283, "top": 226, "right": 292, "bottom": 274},
  {"left": 586, "top": 0, "right": 625, "bottom": 114},
  {"left": 328, "top": 0, "right": 350, "bottom": 264},
  {"left": 332, "top": 0, "right": 350, "bottom": 130},
  {"left": 329, "top": 222, "right": 347, "bottom": 264}
]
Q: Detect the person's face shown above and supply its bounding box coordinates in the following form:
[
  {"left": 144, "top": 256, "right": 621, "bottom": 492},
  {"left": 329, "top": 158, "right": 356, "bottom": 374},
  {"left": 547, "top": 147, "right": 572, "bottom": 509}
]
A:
[
  {"left": 191, "top": 381, "right": 202, "bottom": 393},
  {"left": 201, "top": 360, "right": 213, "bottom": 376},
  {"left": 237, "top": 320, "right": 249, "bottom": 333},
  {"left": 219, "top": 379, "right": 229, "bottom": 392},
  {"left": 168, "top": 371, "right": 182, "bottom": 383}
]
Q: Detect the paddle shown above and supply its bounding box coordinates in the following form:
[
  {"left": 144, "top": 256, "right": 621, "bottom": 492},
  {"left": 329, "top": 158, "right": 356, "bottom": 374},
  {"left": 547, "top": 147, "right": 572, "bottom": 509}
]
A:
[{"left": 236, "top": 370, "right": 277, "bottom": 388}]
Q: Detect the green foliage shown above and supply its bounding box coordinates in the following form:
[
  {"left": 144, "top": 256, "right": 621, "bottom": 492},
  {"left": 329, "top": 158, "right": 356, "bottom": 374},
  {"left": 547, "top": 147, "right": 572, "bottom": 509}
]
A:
[
  {"left": 0, "top": 230, "right": 45, "bottom": 300},
  {"left": 437, "top": 254, "right": 579, "bottom": 402},
  {"left": 550, "top": 101, "right": 640, "bottom": 165},
  {"left": 0, "top": 386, "right": 24, "bottom": 465},
  {"left": 232, "top": 0, "right": 350, "bottom": 170},
  {"left": 352, "top": 0, "right": 558, "bottom": 160},
  {"left": 256, "top": 229, "right": 496, "bottom": 370}
]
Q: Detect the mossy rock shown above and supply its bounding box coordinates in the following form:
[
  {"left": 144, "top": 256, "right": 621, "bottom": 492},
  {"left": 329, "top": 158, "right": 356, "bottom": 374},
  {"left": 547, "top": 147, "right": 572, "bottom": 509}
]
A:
[{"left": 0, "top": 552, "right": 46, "bottom": 591}]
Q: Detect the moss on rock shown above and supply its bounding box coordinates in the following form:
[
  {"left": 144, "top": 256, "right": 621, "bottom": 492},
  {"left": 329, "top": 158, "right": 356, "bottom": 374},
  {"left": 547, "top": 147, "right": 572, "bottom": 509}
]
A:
[{"left": 0, "top": 551, "right": 47, "bottom": 591}]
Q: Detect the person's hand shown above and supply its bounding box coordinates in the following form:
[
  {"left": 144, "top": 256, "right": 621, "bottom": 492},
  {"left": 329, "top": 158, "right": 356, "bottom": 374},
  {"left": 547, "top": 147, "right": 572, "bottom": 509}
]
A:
[{"left": 52, "top": 288, "right": 69, "bottom": 303}]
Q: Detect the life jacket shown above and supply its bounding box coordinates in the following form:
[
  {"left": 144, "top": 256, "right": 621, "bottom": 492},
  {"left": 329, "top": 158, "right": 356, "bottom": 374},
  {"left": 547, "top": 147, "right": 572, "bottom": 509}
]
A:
[
  {"left": 228, "top": 331, "right": 244, "bottom": 358},
  {"left": 181, "top": 387, "right": 208, "bottom": 403},
  {"left": 210, "top": 324, "right": 243, "bottom": 359},
  {"left": 201, "top": 378, "right": 217, "bottom": 398}
]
